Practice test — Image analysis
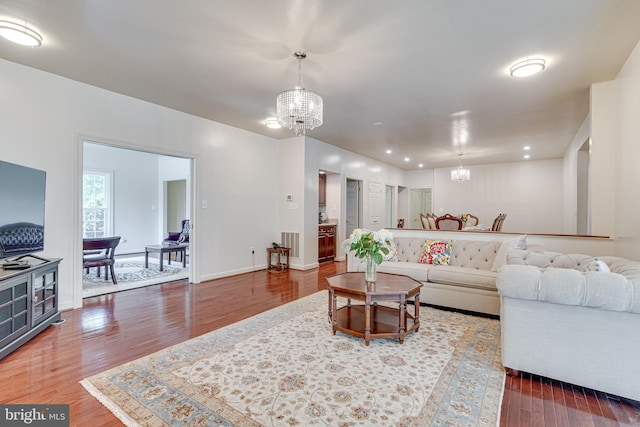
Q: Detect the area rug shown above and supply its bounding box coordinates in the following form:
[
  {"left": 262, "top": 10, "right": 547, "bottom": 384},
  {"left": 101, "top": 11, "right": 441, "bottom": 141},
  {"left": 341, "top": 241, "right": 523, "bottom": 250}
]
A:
[
  {"left": 81, "top": 291, "right": 504, "bottom": 426},
  {"left": 83, "top": 256, "right": 189, "bottom": 298}
]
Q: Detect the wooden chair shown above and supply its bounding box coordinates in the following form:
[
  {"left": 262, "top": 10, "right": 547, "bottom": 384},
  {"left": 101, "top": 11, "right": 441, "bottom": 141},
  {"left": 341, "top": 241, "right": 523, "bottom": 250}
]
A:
[
  {"left": 83, "top": 236, "right": 121, "bottom": 284},
  {"left": 491, "top": 214, "right": 507, "bottom": 232},
  {"left": 435, "top": 214, "right": 463, "bottom": 230},
  {"left": 465, "top": 214, "right": 479, "bottom": 227},
  {"left": 420, "top": 213, "right": 431, "bottom": 229}
]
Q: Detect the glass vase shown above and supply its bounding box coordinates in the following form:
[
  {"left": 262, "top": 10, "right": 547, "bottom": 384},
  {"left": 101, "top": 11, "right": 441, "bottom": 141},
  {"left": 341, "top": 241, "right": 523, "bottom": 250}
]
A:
[{"left": 364, "top": 255, "right": 377, "bottom": 283}]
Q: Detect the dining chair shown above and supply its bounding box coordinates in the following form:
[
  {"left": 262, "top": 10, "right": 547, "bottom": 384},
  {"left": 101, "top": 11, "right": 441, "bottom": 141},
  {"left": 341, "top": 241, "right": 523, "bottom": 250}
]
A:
[
  {"left": 83, "top": 236, "right": 122, "bottom": 284},
  {"left": 466, "top": 214, "right": 479, "bottom": 227},
  {"left": 491, "top": 214, "right": 507, "bottom": 232},
  {"left": 420, "top": 213, "right": 431, "bottom": 229},
  {"left": 435, "top": 214, "right": 463, "bottom": 230}
]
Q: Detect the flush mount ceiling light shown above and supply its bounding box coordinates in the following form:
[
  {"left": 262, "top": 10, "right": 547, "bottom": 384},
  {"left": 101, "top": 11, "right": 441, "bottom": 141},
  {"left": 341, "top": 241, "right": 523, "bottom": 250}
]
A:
[
  {"left": 0, "top": 20, "right": 42, "bottom": 47},
  {"left": 276, "top": 52, "right": 323, "bottom": 137},
  {"left": 510, "top": 58, "right": 545, "bottom": 78},
  {"left": 264, "top": 118, "right": 282, "bottom": 129},
  {"left": 451, "top": 154, "right": 471, "bottom": 183}
]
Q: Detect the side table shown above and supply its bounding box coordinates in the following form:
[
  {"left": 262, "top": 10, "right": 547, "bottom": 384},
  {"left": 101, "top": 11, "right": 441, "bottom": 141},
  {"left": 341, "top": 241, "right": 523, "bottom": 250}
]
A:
[{"left": 267, "top": 247, "right": 290, "bottom": 271}]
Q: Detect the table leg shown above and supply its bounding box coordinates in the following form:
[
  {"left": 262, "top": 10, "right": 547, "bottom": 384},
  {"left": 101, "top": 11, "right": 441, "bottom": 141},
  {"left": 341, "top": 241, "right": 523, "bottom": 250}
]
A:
[
  {"left": 145, "top": 250, "right": 149, "bottom": 268},
  {"left": 276, "top": 251, "right": 281, "bottom": 271},
  {"left": 331, "top": 289, "right": 337, "bottom": 334},
  {"left": 182, "top": 249, "right": 186, "bottom": 268},
  {"left": 399, "top": 296, "right": 406, "bottom": 344},
  {"left": 365, "top": 295, "right": 371, "bottom": 346},
  {"left": 159, "top": 251, "right": 164, "bottom": 272},
  {"left": 414, "top": 293, "right": 421, "bottom": 332}
]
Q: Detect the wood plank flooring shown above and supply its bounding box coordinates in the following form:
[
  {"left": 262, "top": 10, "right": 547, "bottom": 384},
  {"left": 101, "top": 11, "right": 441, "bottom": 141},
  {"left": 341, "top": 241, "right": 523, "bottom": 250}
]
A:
[{"left": 1, "top": 261, "right": 638, "bottom": 426}]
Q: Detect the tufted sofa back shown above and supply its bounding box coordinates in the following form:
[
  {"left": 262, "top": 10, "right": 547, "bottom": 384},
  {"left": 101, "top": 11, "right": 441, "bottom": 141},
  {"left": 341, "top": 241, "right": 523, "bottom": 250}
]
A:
[
  {"left": 393, "top": 237, "right": 500, "bottom": 270},
  {"left": 507, "top": 250, "right": 595, "bottom": 270},
  {"left": 449, "top": 240, "right": 501, "bottom": 270},
  {"left": 394, "top": 237, "right": 426, "bottom": 263}
]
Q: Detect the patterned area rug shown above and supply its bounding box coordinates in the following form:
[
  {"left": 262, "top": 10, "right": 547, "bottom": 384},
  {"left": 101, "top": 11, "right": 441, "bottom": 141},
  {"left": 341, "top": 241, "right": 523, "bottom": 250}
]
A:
[
  {"left": 83, "top": 256, "right": 189, "bottom": 298},
  {"left": 81, "top": 291, "right": 504, "bottom": 426}
]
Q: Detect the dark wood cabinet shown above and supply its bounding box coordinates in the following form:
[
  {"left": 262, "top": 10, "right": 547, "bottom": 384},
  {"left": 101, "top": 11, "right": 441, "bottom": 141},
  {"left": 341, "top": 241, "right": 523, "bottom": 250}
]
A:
[
  {"left": 319, "top": 174, "right": 326, "bottom": 206},
  {"left": 318, "top": 225, "right": 336, "bottom": 263},
  {"left": 0, "top": 258, "right": 61, "bottom": 360}
]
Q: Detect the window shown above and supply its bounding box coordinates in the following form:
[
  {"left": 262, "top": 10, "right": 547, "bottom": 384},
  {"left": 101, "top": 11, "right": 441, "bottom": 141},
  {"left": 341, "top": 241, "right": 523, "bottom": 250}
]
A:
[{"left": 82, "top": 170, "right": 112, "bottom": 238}]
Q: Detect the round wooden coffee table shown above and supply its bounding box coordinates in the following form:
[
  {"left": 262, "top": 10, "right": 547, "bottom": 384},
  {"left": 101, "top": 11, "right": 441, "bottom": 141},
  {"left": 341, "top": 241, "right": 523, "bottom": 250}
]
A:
[{"left": 326, "top": 272, "right": 422, "bottom": 346}]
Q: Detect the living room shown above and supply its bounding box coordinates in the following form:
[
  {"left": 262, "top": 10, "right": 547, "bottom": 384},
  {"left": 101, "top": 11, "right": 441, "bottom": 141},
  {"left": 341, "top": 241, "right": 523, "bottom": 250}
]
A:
[
  {"left": 1, "top": 2, "right": 640, "bottom": 425},
  {"left": 0, "top": 3, "right": 638, "bottom": 310}
]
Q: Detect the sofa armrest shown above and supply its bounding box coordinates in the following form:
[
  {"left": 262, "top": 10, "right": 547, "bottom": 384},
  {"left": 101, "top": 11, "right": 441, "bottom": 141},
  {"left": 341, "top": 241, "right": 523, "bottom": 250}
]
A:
[{"left": 497, "top": 265, "right": 640, "bottom": 313}]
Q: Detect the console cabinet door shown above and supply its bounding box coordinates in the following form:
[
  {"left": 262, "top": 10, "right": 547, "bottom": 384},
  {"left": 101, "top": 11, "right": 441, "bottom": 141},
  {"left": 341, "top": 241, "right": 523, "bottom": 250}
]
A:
[{"left": 0, "top": 275, "right": 30, "bottom": 349}]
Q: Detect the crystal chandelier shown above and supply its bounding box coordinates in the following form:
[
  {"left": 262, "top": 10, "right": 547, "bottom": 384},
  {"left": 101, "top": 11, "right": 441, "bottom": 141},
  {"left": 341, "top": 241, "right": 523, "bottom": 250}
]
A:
[
  {"left": 451, "top": 154, "right": 470, "bottom": 183},
  {"left": 276, "top": 52, "right": 323, "bottom": 137}
]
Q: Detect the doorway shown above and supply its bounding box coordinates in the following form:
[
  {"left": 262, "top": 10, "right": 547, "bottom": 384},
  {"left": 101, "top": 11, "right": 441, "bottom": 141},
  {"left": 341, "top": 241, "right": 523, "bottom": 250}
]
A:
[
  {"left": 385, "top": 185, "right": 395, "bottom": 228},
  {"left": 409, "top": 188, "right": 432, "bottom": 229},
  {"left": 166, "top": 179, "right": 187, "bottom": 235},
  {"left": 346, "top": 178, "right": 362, "bottom": 238},
  {"left": 81, "top": 140, "right": 193, "bottom": 299}
]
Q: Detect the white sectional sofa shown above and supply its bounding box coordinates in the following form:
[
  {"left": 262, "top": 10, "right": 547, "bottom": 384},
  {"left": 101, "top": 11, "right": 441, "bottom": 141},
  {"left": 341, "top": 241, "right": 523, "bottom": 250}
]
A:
[
  {"left": 346, "top": 233, "right": 531, "bottom": 316},
  {"left": 497, "top": 250, "right": 640, "bottom": 401}
]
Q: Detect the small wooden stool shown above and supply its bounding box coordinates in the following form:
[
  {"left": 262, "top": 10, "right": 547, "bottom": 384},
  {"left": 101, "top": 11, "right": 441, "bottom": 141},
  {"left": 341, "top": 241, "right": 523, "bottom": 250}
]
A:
[{"left": 267, "top": 247, "right": 290, "bottom": 271}]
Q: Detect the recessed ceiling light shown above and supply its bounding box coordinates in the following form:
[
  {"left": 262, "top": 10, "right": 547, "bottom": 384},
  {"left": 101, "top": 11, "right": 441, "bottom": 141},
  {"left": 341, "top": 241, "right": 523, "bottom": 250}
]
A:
[
  {"left": 523, "top": 146, "right": 531, "bottom": 150},
  {"left": 524, "top": 154, "right": 530, "bottom": 159},
  {"left": 510, "top": 58, "right": 545, "bottom": 78},
  {"left": 418, "top": 164, "right": 424, "bottom": 168},
  {"left": 385, "top": 149, "right": 392, "bottom": 154},
  {"left": 264, "top": 118, "right": 281, "bottom": 129},
  {"left": 373, "top": 122, "right": 382, "bottom": 126},
  {"left": 0, "top": 20, "right": 42, "bottom": 47},
  {"left": 404, "top": 157, "right": 410, "bottom": 162}
]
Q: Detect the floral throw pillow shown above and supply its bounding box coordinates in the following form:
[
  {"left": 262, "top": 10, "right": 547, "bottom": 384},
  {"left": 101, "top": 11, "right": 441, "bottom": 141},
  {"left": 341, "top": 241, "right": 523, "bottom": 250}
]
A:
[{"left": 419, "top": 240, "right": 453, "bottom": 265}]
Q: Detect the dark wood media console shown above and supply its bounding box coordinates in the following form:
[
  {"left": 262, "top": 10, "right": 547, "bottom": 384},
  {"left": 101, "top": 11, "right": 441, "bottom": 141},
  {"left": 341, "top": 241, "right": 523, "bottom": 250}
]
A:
[{"left": 0, "top": 257, "right": 61, "bottom": 360}]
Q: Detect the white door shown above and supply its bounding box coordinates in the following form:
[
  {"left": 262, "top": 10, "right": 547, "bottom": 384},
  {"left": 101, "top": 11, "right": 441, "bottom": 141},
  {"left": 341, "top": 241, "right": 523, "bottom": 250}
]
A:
[
  {"left": 409, "top": 188, "right": 432, "bottom": 228},
  {"left": 385, "top": 185, "right": 394, "bottom": 228},
  {"left": 346, "top": 179, "right": 360, "bottom": 237},
  {"left": 368, "top": 181, "right": 382, "bottom": 230}
]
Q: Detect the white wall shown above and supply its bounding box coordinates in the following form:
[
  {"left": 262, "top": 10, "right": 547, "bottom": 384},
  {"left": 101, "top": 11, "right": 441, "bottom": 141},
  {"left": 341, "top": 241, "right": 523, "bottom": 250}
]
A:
[
  {"left": 612, "top": 40, "right": 640, "bottom": 260},
  {"left": 405, "top": 160, "right": 564, "bottom": 233},
  {"left": 0, "top": 58, "right": 280, "bottom": 309}
]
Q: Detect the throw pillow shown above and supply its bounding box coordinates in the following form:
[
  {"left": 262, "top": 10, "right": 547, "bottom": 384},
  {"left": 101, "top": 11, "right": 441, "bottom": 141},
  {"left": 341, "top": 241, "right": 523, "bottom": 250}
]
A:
[
  {"left": 419, "top": 240, "right": 453, "bottom": 265},
  {"left": 582, "top": 258, "right": 611, "bottom": 273},
  {"left": 491, "top": 234, "right": 527, "bottom": 272},
  {"left": 177, "top": 220, "right": 190, "bottom": 244}
]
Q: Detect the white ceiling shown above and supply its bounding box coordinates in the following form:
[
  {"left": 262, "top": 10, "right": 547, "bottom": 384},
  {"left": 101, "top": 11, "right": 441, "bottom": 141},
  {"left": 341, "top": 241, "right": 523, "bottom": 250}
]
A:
[{"left": 2, "top": 0, "right": 640, "bottom": 169}]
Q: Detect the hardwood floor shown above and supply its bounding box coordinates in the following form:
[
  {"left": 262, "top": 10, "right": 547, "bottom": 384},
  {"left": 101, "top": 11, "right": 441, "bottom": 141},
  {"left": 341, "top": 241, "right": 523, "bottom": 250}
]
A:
[{"left": 1, "top": 261, "right": 638, "bottom": 426}]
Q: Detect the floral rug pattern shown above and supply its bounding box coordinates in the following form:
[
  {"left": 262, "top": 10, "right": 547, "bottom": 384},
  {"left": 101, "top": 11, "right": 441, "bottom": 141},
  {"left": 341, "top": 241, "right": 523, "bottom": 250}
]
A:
[{"left": 81, "top": 292, "right": 504, "bottom": 426}]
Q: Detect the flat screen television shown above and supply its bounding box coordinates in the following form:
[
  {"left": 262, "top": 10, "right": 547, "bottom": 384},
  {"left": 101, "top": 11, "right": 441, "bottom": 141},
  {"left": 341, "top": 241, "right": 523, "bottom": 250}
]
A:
[{"left": 0, "top": 160, "right": 46, "bottom": 261}]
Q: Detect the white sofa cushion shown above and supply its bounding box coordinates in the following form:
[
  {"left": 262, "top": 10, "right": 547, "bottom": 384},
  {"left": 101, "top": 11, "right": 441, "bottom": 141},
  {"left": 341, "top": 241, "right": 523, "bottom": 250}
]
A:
[
  {"left": 376, "top": 261, "right": 428, "bottom": 282},
  {"left": 427, "top": 265, "right": 497, "bottom": 291}
]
